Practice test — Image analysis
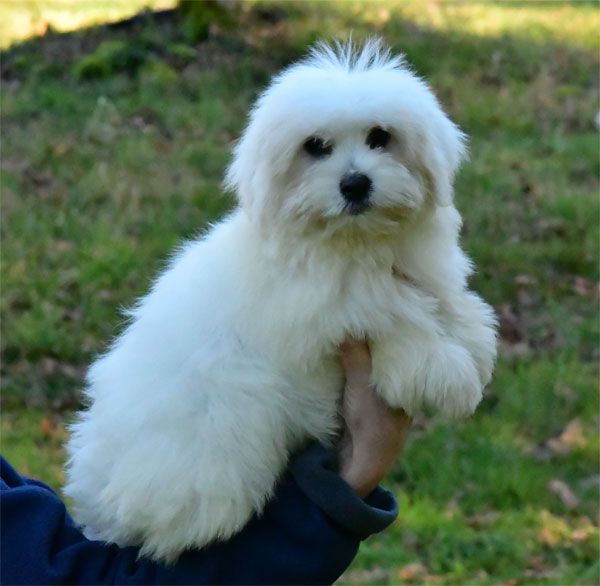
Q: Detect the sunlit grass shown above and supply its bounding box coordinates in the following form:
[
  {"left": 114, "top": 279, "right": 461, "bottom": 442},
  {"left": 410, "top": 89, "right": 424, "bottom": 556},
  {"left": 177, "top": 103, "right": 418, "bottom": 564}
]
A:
[
  {"left": 389, "top": 1, "right": 600, "bottom": 49},
  {"left": 0, "top": 0, "right": 176, "bottom": 49},
  {"left": 3, "top": 1, "right": 599, "bottom": 51}
]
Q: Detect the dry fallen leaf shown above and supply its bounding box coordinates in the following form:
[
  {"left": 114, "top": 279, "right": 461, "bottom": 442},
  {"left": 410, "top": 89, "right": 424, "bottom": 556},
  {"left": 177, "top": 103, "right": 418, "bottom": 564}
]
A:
[
  {"left": 52, "top": 142, "right": 71, "bottom": 157},
  {"left": 571, "top": 516, "right": 596, "bottom": 543},
  {"left": 517, "top": 288, "right": 537, "bottom": 308},
  {"left": 527, "top": 419, "right": 588, "bottom": 462},
  {"left": 524, "top": 554, "right": 553, "bottom": 579},
  {"left": 537, "top": 217, "right": 567, "bottom": 237},
  {"left": 547, "top": 419, "right": 586, "bottom": 455},
  {"left": 554, "top": 382, "right": 577, "bottom": 402},
  {"left": 423, "top": 574, "right": 444, "bottom": 585},
  {"left": 571, "top": 527, "right": 594, "bottom": 543},
  {"left": 539, "top": 526, "right": 560, "bottom": 547},
  {"left": 342, "top": 566, "right": 390, "bottom": 584},
  {"left": 573, "top": 276, "right": 599, "bottom": 298},
  {"left": 39, "top": 414, "right": 68, "bottom": 441},
  {"left": 397, "top": 562, "right": 428, "bottom": 581},
  {"left": 499, "top": 339, "right": 532, "bottom": 360},
  {"left": 498, "top": 303, "right": 523, "bottom": 343},
  {"left": 515, "top": 274, "right": 537, "bottom": 287},
  {"left": 548, "top": 479, "right": 580, "bottom": 509},
  {"left": 40, "top": 415, "right": 57, "bottom": 437},
  {"left": 41, "top": 357, "right": 60, "bottom": 376},
  {"left": 54, "top": 239, "right": 74, "bottom": 252},
  {"left": 466, "top": 511, "right": 501, "bottom": 529}
]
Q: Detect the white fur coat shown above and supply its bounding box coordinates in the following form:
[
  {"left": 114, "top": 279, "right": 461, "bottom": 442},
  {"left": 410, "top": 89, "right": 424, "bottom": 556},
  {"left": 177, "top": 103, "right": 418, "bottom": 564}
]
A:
[{"left": 65, "top": 40, "right": 497, "bottom": 561}]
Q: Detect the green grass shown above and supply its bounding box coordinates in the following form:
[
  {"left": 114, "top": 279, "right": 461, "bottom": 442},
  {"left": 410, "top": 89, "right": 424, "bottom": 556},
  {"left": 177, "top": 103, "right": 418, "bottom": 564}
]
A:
[{"left": 1, "top": 1, "right": 599, "bottom": 584}]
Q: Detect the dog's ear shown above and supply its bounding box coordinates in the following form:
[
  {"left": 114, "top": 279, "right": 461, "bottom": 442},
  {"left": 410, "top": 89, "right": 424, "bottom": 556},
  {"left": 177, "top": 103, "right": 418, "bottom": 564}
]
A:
[
  {"left": 416, "top": 113, "right": 468, "bottom": 207},
  {"left": 225, "top": 110, "right": 295, "bottom": 223},
  {"left": 224, "top": 130, "right": 261, "bottom": 213}
]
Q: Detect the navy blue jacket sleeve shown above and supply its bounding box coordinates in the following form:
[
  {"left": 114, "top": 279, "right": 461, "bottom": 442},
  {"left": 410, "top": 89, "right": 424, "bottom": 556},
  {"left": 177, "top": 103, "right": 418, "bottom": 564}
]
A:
[{"left": 1, "top": 445, "right": 397, "bottom": 585}]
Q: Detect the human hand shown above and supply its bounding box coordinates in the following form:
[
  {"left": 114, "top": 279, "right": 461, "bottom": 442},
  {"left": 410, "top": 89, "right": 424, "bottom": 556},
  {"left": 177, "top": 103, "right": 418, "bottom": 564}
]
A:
[{"left": 337, "top": 340, "right": 411, "bottom": 497}]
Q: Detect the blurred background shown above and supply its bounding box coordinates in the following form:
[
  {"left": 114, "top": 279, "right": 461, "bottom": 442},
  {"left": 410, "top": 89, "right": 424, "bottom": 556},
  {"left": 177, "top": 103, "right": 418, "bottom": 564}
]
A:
[{"left": 1, "top": 1, "right": 598, "bottom": 584}]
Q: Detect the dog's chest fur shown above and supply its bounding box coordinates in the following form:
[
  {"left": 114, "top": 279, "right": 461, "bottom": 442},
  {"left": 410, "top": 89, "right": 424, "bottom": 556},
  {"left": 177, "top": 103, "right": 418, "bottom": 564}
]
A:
[{"left": 216, "top": 213, "right": 429, "bottom": 444}]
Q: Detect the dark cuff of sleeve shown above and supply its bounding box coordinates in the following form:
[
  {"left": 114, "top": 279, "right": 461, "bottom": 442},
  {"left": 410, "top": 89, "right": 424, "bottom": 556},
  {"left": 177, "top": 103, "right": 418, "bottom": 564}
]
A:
[{"left": 289, "top": 443, "right": 398, "bottom": 540}]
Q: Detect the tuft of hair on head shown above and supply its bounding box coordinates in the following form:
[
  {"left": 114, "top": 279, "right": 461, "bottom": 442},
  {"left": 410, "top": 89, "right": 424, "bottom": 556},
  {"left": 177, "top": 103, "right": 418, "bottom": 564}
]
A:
[{"left": 304, "top": 37, "right": 405, "bottom": 73}]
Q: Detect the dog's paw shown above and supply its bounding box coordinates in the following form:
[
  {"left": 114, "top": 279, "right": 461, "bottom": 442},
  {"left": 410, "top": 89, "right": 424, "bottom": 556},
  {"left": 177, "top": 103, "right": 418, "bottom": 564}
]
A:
[
  {"left": 373, "top": 338, "right": 483, "bottom": 418},
  {"left": 422, "top": 345, "right": 483, "bottom": 417}
]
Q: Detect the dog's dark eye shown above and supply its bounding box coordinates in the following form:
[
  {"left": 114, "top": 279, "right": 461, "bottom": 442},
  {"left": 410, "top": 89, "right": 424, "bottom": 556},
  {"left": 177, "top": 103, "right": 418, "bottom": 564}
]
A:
[
  {"left": 366, "top": 127, "right": 391, "bottom": 150},
  {"left": 303, "top": 136, "right": 333, "bottom": 158}
]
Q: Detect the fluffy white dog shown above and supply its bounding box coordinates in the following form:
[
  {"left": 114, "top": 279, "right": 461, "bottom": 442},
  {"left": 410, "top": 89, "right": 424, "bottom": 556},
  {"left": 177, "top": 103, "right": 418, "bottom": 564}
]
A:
[{"left": 65, "top": 40, "right": 497, "bottom": 561}]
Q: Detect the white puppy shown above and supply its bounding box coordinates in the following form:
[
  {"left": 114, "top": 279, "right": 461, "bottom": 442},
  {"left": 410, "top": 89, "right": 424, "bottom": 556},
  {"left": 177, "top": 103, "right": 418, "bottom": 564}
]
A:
[{"left": 65, "top": 40, "right": 497, "bottom": 561}]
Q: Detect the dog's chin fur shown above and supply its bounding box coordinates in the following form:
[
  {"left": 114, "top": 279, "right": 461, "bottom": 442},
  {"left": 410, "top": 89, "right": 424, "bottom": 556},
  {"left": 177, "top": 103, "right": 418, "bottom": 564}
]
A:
[{"left": 65, "top": 39, "right": 498, "bottom": 562}]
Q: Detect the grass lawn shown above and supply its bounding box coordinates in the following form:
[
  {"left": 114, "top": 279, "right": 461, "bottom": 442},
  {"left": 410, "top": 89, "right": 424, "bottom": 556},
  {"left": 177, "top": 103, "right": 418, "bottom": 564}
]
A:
[{"left": 1, "top": 1, "right": 599, "bottom": 584}]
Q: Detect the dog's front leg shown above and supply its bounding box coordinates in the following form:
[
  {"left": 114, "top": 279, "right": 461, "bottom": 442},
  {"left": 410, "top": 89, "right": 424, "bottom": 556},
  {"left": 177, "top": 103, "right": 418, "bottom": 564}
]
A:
[
  {"left": 436, "top": 290, "right": 498, "bottom": 389},
  {"left": 369, "top": 325, "right": 483, "bottom": 417}
]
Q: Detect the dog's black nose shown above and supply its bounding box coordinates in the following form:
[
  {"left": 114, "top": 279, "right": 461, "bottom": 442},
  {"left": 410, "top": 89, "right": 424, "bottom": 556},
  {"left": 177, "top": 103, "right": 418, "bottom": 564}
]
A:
[{"left": 339, "top": 173, "right": 372, "bottom": 203}]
